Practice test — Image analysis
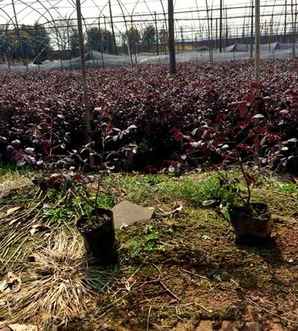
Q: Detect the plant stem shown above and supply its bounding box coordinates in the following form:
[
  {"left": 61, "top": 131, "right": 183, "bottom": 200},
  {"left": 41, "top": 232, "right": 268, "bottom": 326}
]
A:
[
  {"left": 239, "top": 157, "right": 251, "bottom": 206},
  {"left": 94, "top": 176, "right": 101, "bottom": 210}
]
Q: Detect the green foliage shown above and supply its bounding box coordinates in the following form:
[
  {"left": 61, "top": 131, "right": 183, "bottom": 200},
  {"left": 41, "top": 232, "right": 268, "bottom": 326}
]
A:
[
  {"left": 159, "top": 28, "right": 168, "bottom": 52},
  {"left": 42, "top": 184, "right": 115, "bottom": 226},
  {"left": 71, "top": 188, "right": 115, "bottom": 218},
  {"left": 275, "top": 182, "right": 298, "bottom": 195},
  {"left": 122, "top": 27, "right": 141, "bottom": 53},
  {"left": 103, "top": 174, "right": 166, "bottom": 204},
  {"left": 95, "top": 193, "right": 115, "bottom": 209},
  {"left": 0, "top": 23, "right": 51, "bottom": 62},
  {"left": 43, "top": 207, "right": 73, "bottom": 224},
  {"left": 157, "top": 174, "right": 239, "bottom": 207},
  {"left": 142, "top": 25, "right": 156, "bottom": 51},
  {"left": 29, "top": 23, "right": 51, "bottom": 62},
  {"left": 0, "top": 162, "right": 33, "bottom": 176},
  {"left": 215, "top": 174, "right": 243, "bottom": 206},
  {"left": 103, "top": 173, "right": 242, "bottom": 208},
  {"left": 69, "top": 29, "right": 80, "bottom": 57},
  {"left": 127, "top": 225, "right": 161, "bottom": 257},
  {"left": 87, "top": 27, "right": 114, "bottom": 54}
]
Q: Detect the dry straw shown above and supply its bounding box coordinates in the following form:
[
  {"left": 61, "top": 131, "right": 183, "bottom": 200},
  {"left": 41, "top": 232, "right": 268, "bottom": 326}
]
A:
[{"left": 0, "top": 232, "right": 96, "bottom": 327}]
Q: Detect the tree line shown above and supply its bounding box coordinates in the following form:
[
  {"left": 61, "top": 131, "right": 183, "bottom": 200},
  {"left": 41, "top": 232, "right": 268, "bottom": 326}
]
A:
[
  {"left": 0, "top": 23, "right": 50, "bottom": 63},
  {"left": 71, "top": 25, "right": 168, "bottom": 56},
  {"left": 0, "top": 22, "right": 169, "bottom": 64}
]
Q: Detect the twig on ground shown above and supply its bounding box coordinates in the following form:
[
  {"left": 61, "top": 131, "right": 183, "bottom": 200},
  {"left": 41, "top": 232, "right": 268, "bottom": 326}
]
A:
[
  {"left": 138, "top": 277, "right": 180, "bottom": 302},
  {"left": 247, "top": 298, "right": 297, "bottom": 324},
  {"left": 195, "top": 302, "right": 213, "bottom": 313},
  {"left": 146, "top": 306, "right": 152, "bottom": 331},
  {"left": 181, "top": 268, "right": 209, "bottom": 280},
  {"left": 159, "top": 280, "right": 180, "bottom": 302}
]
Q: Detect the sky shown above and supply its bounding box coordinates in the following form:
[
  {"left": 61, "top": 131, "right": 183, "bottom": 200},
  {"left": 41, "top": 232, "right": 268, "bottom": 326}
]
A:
[
  {"left": 0, "top": 0, "right": 291, "bottom": 40},
  {"left": 0, "top": 0, "right": 285, "bottom": 23}
]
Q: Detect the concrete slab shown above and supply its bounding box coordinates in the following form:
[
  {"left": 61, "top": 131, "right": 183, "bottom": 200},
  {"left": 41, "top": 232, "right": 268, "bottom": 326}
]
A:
[{"left": 112, "top": 200, "right": 154, "bottom": 229}]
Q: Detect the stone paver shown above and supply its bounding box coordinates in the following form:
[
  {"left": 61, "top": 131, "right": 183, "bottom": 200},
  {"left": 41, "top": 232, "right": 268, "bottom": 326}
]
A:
[{"left": 112, "top": 200, "right": 154, "bottom": 229}]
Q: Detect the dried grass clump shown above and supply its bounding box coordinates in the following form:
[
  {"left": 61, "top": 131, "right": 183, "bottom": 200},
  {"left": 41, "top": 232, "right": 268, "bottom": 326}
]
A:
[
  {"left": 0, "top": 174, "right": 32, "bottom": 199},
  {"left": 1, "top": 233, "right": 96, "bottom": 327}
]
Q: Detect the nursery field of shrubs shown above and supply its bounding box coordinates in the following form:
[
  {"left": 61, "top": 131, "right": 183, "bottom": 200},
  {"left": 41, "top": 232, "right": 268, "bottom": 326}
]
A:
[{"left": 0, "top": 59, "right": 297, "bottom": 173}]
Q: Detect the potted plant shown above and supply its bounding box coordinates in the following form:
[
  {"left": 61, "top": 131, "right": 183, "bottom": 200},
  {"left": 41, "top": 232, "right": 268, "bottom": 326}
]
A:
[
  {"left": 76, "top": 179, "right": 118, "bottom": 266},
  {"left": 77, "top": 207, "right": 118, "bottom": 265},
  {"left": 220, "top": 161, "right": 272, "bottom": 244},
  {"left": 33, "top": 172, "right": 118, "bottom": 265}
]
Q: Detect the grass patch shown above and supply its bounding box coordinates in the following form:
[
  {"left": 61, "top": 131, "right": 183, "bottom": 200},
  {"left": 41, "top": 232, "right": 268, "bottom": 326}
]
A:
[
  {"left": 0, "top": 163, "right": 34, "bottom": 182},
  {"left": 124, "top": 224, "right": 162, "bottom": 258},
  {"left": 103, "top": 172, "right": 233, "bottom": 207},
  {"left": 274, "top": 181, "right": 298, "bottom": 195},
  {"left": 157, "top": 175, "right": 225, "bottom": 206},
  {"left": 102, "top": 174, "right": 168, "bottom": 204}
]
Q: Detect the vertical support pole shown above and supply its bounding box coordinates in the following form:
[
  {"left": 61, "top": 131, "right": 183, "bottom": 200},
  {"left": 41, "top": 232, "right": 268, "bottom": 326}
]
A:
[
  {"left": 284, "top": 0, "right": 288, "bottom": 42},
  {"left": 269, "top": 14, "right": 273, "bottom": 51},
  {"left": 205, "top": 0, "right": 213, "bottom": 63},
  {"left": 219, "top": 0, "right": 223, "bottom": 52},
  {"left": 98, "top": 17, "right": 105, "bottom": 68},
  {"left": 168, "top": 0, "right": 176, "bottom": 74},
  {"left": 180, "top": 26, "right": 184, "bottom": 51},
  {"left": 195, "top": 34, "right": 198, "bottom": 51},
  {"left": 104, "top": 15, "right": 107, "bottom": 31},
  {"left": 291, "top": 0, "right": 296, "bottom": 57},
  {"left": 66, "top": 17, "right": 72, "bottom": 68},
  {"left": 242, "top": 19, "right": 245, "bottom": 44},
  {"left": 264, "top": 20, "right": 268, "bottom": 50},
  {"left": 109, "top": 0, "right": 118, "bottom": 55},
  {"left": 130, "top": 16, "right": 138, "bottom": 65},
  {"left": 11, "top": 0, "right": 24, "bottom": 66},
  {"left": 210, "top": 6, "right": 214, "bottom": 61},
  {"left": 225, "top": 7, "right": 228, "bottom": 48},
  {"left": 160, "top": 0, "right": 168, "bottom": 30},
  {"left": 76, "top": 0, "right": 92, "bottom": 149},
  {"left": 216, "top": 18, "right": 218, "bottom": 50},
  {"left": 154, "top": 11, "right": 159, "bottom": 55},
  {"left": 255, "top": 0, "right": 261, "bottom": 80},
  {"left": 122, "top": 14, "right": 133, "bottom": 66},
  {"left": 250, "top": 0, "right": 254, "bottom": 58}
]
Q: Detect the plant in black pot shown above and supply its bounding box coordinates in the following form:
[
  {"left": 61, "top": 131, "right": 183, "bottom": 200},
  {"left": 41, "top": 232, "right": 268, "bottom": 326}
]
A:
[
  {"left": 76, "top": 179, "right": 118, "bottom": 266},
  {"left": 220, "top": 162, "right": 272, "bottom": 245},
  {"left": 33, "top": 172, "right": 118, "bottom": 266}
]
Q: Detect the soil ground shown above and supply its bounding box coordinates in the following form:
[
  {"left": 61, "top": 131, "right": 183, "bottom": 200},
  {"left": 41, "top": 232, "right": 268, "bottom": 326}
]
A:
[{"left": 0, "top": 169, "right": 297, "bottom": 331}]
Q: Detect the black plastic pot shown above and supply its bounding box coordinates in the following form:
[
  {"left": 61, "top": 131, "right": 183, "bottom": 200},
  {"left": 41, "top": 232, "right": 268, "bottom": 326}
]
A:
[
  {"left": 229, "top": 203, "right": 272, "bottom": 244},
  {"left": 77, "top": 208, "right": 118, "bottom": 266}
]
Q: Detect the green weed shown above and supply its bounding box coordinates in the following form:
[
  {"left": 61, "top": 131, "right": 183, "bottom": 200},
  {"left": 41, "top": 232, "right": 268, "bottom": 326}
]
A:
[
  {"left": 127, "top": 224, "right": 162, "bottom": 257},
  {"left": 94, "top": 193, "right": 115, "bottom": 209},
  {"left": 157, "top": 174, "right": 237, "bottom": 207},
  {"left": 103, "top": 174, "right": 168, "bottom": 204},
  {"left": 275, "top": 182, "right": 298, "bottom": 195},
  {"left": 42, "top": 187, "right": 115, "bottom": 225}
]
